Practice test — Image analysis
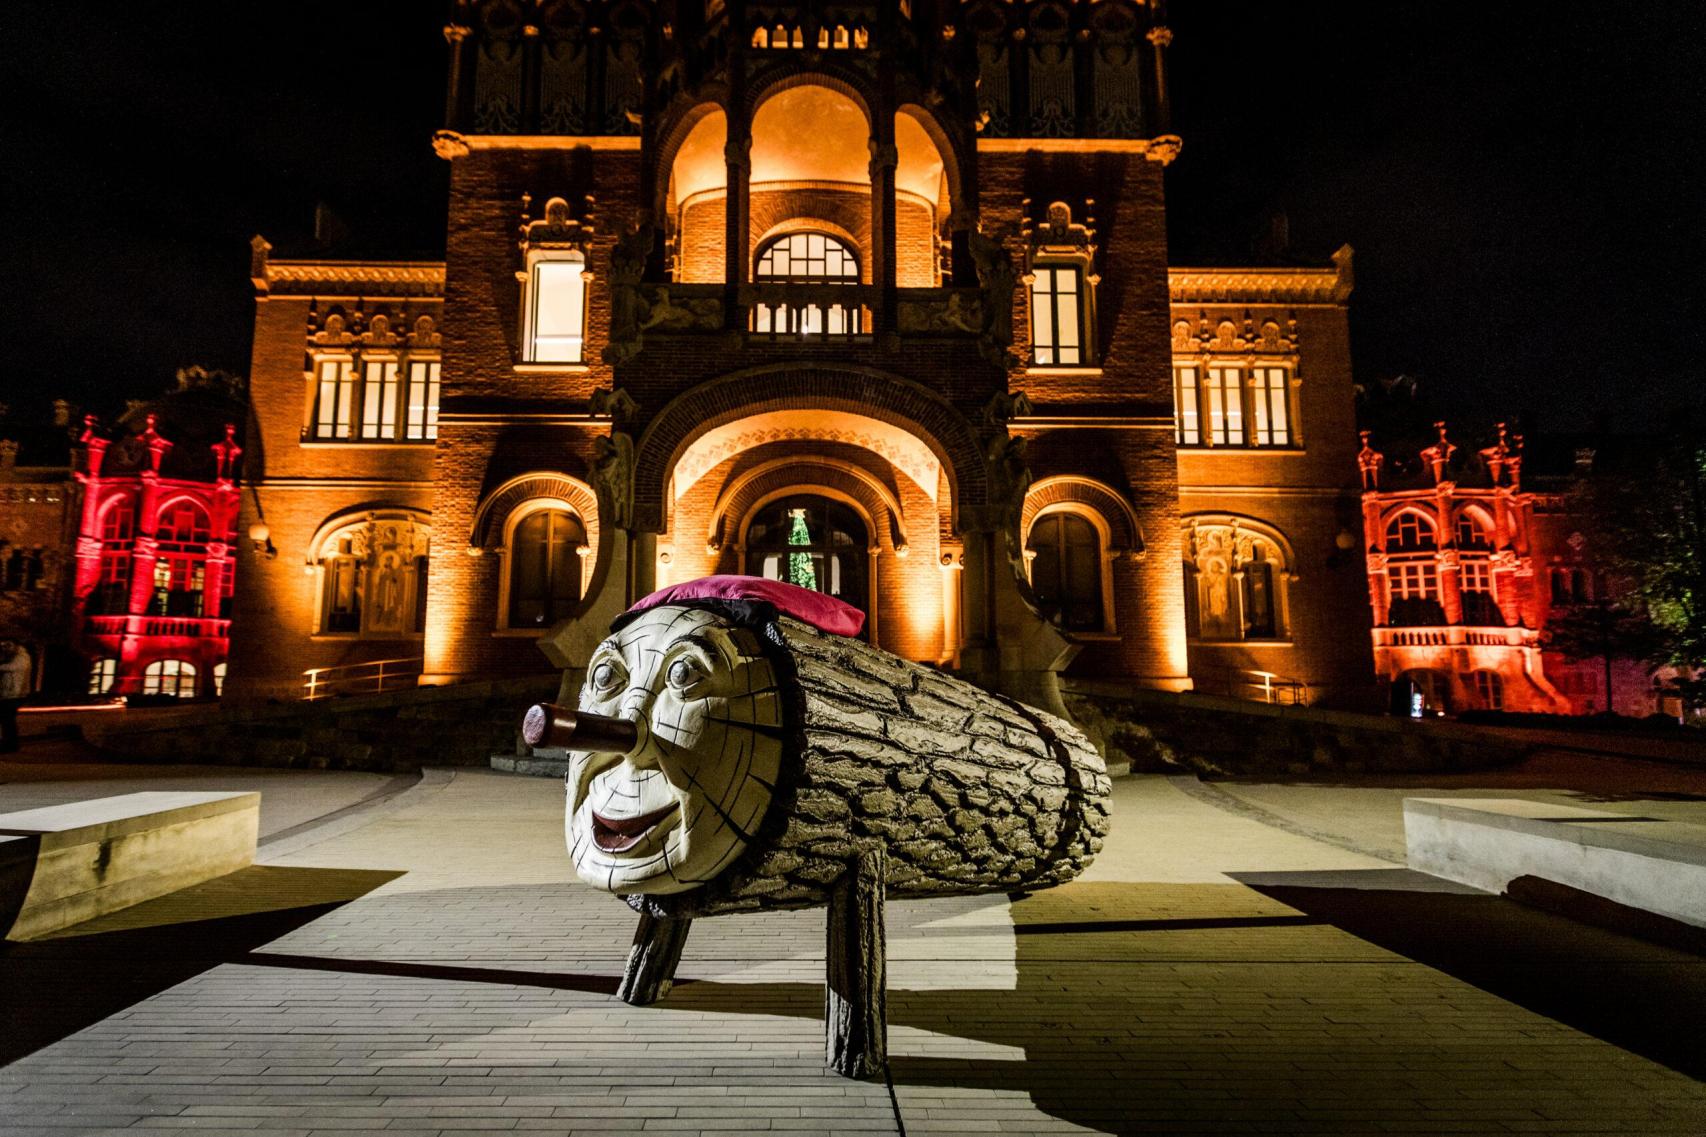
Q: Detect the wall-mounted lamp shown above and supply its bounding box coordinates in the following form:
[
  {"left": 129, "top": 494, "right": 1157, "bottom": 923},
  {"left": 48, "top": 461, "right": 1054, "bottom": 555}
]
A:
[
  {"left": 1334, "top": 529, "right": 1357, "bottom": 551},
  {"left": 248, "top": 522, "right": 276, "bottom": 559}
]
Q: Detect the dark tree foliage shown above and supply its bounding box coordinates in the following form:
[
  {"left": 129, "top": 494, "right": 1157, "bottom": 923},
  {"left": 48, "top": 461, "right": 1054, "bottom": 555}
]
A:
[{"left": 1565, "top": 426, "right": 1706, "bottom": 713}]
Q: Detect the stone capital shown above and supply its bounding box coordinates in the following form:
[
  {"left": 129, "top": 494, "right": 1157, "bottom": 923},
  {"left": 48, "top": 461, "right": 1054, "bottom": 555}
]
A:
[{"left": 433, "top": 130, "right": 471, "bottom": 160}]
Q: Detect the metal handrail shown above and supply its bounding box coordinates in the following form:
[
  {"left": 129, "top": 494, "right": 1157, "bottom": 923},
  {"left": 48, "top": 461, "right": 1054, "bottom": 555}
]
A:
[
  {"left": 302, "top": 656, "right": 424, "bottom": 701},
  {"left": 1193, "top": 665, "right": 1311, "bottom": 706}
]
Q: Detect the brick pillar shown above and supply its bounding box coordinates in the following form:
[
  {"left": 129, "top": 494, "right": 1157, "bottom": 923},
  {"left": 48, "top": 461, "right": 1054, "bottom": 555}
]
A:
[{"left": 1438, "top": 549, "right": 1464, "bottom": 626}]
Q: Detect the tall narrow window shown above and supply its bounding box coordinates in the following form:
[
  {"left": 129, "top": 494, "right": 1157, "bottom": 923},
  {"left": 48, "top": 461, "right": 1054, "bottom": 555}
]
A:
[
  {"left": 1026, "top": 512, "right": 1103, "bottom": 631},
  {"left": 313, "top": 358, "right": 356, "bottom": 439},
  {"left": 1473, "top": 669, "right": 1504, "bottom": 711},
  {"left": 526, "top": 255, "right": 587, "bottom": 362},
  {"left": 1174, "top": 366, "right": 1200, "bottom": 445},
  {"left": 360, "top": 359, "right": 400, "bottom": 440},
  {"left": 1242, "top": 546, "right": 1277, "bottom": 638},
  {"left": 95, "top": 553, "right": 130, "bottom": 614},
  {"left": 1029, "top": 263, "right": 1083, "bottom": 365},
  {"left": 325, "top": 540, "right": 363, "bottom": 633},
  {"left": 88, "top": 658, "right": 117, "bottom": 695},
  {"left": 1204, "top": 366, "right": 1243, "bottom": 444},
  {"left": 1460, "top": 557, "right": 1499, "bottom": 624},
  {"left": 404, "top": 360, "right": 441, "bottom": 440},
  {"left": 1250, "top": 366, "right": 1291, "bottom": 446},
  {"left": 508, "top": 510, "right": 585, "bottom": 627}
]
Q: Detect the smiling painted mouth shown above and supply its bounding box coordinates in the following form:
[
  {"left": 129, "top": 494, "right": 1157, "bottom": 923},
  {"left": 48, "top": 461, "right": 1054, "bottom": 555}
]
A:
[{"left": 590, "top": 803, "right": 678, "bottom": 853}]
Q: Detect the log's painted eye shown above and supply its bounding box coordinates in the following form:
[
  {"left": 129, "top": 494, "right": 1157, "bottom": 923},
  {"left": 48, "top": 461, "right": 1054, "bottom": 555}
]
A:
[
  {"left": 666, "top": 657, "right": 705, "bottom": 694},
  {"left": 590, "top": 660, "right": 625, "bottom": 696}
]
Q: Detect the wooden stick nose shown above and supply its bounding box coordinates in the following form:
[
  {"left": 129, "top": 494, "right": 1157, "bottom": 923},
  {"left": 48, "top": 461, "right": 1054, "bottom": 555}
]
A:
[{"left": 521, "top": 704, "right": 640, "bottom": 752}]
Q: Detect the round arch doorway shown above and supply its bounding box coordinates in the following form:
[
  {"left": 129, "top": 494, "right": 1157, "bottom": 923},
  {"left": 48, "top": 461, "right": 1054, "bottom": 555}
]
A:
[{"left": 745, "top": 495, "right": 870, "bottom": 631}]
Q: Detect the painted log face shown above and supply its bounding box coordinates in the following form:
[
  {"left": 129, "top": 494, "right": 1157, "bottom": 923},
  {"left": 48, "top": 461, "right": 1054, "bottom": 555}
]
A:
[{"left": 557, "top": 601, "right": 1111, "bottom": 918}]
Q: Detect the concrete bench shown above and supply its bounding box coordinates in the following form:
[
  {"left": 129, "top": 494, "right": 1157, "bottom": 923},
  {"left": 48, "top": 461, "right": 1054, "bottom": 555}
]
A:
[
  {"left": 0, "top": 791, "right": 259, "bottom": 941},
  {"left": 1404, "top": 797, "right": 1706, "bottom": 930}
]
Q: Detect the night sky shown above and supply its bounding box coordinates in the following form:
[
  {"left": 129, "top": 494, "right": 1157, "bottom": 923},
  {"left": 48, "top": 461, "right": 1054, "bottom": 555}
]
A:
[{"left": 3, "top": 1, "right": 1702, "bottom": 434}]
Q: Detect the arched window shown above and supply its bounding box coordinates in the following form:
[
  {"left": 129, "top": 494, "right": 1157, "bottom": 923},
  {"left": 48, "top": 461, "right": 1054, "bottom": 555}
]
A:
[
  {"left": 1397, "top": 668, "right": 1451, "bottom": 716},
  {"left": 1456, "top": 511, "right": 1492, "bottom": 550},
  {"left": 755, "top": 231, "right": 859, "bottom": 281},
  {"left": 507, "top": 509, "right": 586, "bottom": 627},
  {"left": 100, "top": 500, "right": 135, "bottom": 543},
  {"left": 312, "top": 514, "right": 430, "bottom": 636},
  {"left": 1385, "top": 511, "right": 1445, "bottom": 626},
  {"left": 746, "top": 496, "right": 869, "bottom": 620},
  {"left": 1026, "top": 511, "right": 1103, "bottom": 631},
  {"left": 213, "top": 662, "right": 228, "bottom": 697},
  {"left": 87, "top": 658, "right": 117, "bottom": 695},
  {"left": 1183, "top": 520, "right": 1292, "bottom": 642},
  {"left": 752, "top": 231, "right": 862, "bottom": 336},
  {"left": 157, "top": 501, "right": 212, "bottom": 546},
  {"left": 1386, "top": 512, "right": 1437, "bottom": 552},
  {"left": 143, "top": 659, "right": 197, "bottom": 699}
]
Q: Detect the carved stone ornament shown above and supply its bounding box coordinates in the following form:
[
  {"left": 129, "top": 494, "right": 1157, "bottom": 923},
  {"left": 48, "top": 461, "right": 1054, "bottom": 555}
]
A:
[
  {"left": 980, "top": 389, "right": 1035, "bottom": 429},
  {"left": 519, "top": 194, "right": 595, "bottom": 252},
  {"left": 966, "top": 228, "right": 1018, "bottom": 368},
  {"left": 588, "top": 386, "right": 640, "bottom": 426},
  {"left": 634, "top": 284, "right": 722, "bottom": 333},
  {"left": 528, "top": 582, "right": 1110, "bottom": 1078},
  {"left": 1023, "top": 199, "right": 1096, "bottom": 259},
  {"left": 895, "top": 289, "right": 983, "bottom": 335},
  {"left": 602, "top": 214, "right": 656, "bottom": 364},
  {"left": 1174, "top": 309, "right": 1299, "bottom": 356},
  {"left": 590, "top": 430, "right": 635, "bottom": 530}
]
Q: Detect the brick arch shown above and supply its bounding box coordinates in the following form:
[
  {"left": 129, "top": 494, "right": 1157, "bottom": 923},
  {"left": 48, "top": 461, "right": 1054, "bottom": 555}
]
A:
[
  {"left": 896, "top": 101, "right": 964, "bottom": 219},
  {"left": 742, "top": 65, "right": 875, "bottom": 128},
  {"left": 1021, "top": 476, "right": 1143, "bottom": 552},
  {"left": 634, "top": 365, "right": 986, "bottom": 532},
  {"left": 469, "top": 471, "right": 600, "bottom": 554},
  {"left": 712, "top": 459, "right": 903, "bottom": 552},
  {"left": 652, "top": 97, "right": 730, "bottom": 219}
]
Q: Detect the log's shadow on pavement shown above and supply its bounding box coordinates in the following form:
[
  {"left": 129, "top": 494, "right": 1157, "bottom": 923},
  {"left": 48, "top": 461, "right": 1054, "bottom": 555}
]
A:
[
  {"left": 0, "top": 865, "right": 401, "bottom": 1066},
  {"left": 1234, "top": 869, "right": 1706, "bottom": 1082},
  {"left": 656, "top": 879, "right": 1706, "bottom": 1134}
]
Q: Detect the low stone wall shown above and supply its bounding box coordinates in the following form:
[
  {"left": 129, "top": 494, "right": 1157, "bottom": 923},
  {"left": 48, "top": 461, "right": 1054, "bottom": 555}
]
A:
[
  {"left": 85, "top": 676, "right": 558, "bottom": 773},
  {"left": 1062, "top": 681, "right": 1530, "bottom": 777}
]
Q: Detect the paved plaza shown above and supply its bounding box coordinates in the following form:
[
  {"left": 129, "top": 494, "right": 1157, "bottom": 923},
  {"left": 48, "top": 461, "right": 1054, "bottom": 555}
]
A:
[{"left": 2, "top": 749, "right": 1704, "bottom": 1136}]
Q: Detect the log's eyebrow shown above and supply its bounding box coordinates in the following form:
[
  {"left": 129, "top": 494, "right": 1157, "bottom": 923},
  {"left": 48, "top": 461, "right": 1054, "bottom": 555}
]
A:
[{"left": 668, "top": 633, "right": 721, "bottom": 659}]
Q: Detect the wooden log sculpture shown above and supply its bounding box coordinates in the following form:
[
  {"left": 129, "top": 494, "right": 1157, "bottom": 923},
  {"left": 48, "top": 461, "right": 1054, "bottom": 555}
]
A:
[{"left": 522, "top": 575, "right": 1111, "bottom": 1078}]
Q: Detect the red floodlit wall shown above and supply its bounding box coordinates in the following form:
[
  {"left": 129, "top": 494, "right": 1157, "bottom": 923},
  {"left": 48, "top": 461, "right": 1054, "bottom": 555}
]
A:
[{"left": 72, "top": 416, "right": 242, "bottom": 700}]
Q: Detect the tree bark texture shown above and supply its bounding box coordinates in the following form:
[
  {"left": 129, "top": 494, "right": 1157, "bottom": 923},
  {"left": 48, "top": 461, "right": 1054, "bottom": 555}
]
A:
[
  {"left": 628, "top": 616, "right": 1111, "bottom": 919},
  {"left": 825, "top": 848, "right": 887, "bottom": 1079}
]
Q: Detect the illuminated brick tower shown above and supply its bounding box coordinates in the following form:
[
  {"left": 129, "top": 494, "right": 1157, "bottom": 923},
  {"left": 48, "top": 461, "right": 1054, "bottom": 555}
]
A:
[{"left": 229, "top": 0, "right": 1373, "bottom": 710}]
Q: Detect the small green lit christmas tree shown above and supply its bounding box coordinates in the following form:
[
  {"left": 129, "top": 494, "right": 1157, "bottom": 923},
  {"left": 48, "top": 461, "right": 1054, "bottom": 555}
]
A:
[{"left": 786, "top": 508, "right": 818, "bottom": 591}]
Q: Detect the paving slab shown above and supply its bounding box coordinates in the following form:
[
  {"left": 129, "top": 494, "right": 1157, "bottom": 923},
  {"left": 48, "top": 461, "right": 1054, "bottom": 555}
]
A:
[{"left": 0, "top": 769, "right": 1700, "bottom": 1135}]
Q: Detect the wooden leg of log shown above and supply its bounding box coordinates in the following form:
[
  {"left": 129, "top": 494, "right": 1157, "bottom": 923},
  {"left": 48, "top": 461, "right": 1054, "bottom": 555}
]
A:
[
  {"left": 825, "top": 847, "right": 887, "bottom": 1079},
  {"left": 618, "top": 912, "right": 692, "bottom": 1006}
]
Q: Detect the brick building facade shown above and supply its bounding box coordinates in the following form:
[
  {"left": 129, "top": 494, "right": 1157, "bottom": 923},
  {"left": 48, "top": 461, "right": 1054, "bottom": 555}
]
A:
[
  {"left": 72, "top": 385, "right": 246, "bottom": 701},
  {"left": 228, "top": 0, "right": 1374, "bottom": 710},
  {"left": 1359, "top": 425, "right": 1680, "bottom": 718},
  {"left": 0, "top": 414, "right": 78, "bottom": 693}
]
